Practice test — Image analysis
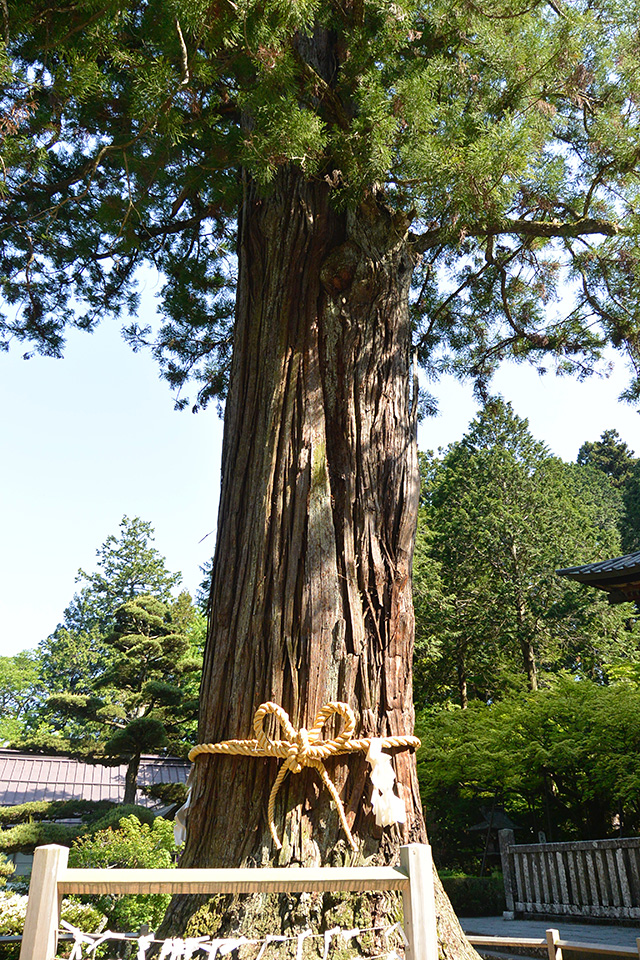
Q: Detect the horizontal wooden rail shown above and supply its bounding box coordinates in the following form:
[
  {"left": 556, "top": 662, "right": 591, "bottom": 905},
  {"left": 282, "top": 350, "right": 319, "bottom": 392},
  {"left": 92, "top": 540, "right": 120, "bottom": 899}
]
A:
[
  {"left": 556, "top": 939, "right": 638, "bottom": 958},
  {"left": 467, "top": 929, "right": 640, "bottom": 960},
  {"left": 58, "top": 865, "right": 410, "bottom": 895},
  {"left": 20, "top": 844, "right": 436, "bottom": 960},
  {"left": 467, "top": 936, "right": 547, "bottom": 947}
]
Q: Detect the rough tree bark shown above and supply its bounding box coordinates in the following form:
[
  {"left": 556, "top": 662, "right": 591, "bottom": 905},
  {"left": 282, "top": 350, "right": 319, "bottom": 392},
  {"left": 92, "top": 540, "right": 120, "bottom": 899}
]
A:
[{"left": 165, "top": 168, "right": 477, "bottom": 958}]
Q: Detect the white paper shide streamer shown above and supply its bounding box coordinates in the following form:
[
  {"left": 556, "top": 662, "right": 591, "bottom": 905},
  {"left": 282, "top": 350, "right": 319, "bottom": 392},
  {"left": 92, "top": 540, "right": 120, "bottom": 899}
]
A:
[
  {"left": 174, "top": 768, "right": 194, "bottom": 844},
  {"left": 366, "top": 739, "right": 407, "bottom": 828},
  {"left": 61, "top": 917, "right": 403, "bottom": 958}
]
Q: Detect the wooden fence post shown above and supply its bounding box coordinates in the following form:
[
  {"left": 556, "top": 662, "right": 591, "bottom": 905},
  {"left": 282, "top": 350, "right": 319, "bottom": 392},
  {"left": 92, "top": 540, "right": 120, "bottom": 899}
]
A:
[
  {"left": 400, "top": 844, "right": 438, "bottom": 960},
  {"left": 19, "top": 844, "right": 69, "bottom": 960},
  {"left": 546, "top": 928, "right": 563, "bottom": 960},
  {"left": 499, "top": 829, "right": 516, "bottom": 919}
]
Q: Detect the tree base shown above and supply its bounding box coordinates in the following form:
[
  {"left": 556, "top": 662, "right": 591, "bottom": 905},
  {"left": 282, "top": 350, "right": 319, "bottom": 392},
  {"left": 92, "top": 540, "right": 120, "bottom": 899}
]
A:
[{"left": 159, "top": 861, "right": 479, "bottom": 959}]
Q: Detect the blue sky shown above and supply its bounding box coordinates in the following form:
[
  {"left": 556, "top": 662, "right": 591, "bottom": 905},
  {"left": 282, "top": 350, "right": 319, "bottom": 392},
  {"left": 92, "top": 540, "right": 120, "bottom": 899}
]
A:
[{"left": 1, "top": 306, "right": 638, "bottom": 656}]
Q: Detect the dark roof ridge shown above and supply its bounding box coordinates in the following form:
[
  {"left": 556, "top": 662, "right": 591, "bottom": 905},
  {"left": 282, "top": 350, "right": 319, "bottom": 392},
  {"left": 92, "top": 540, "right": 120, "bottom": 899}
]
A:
[{"left": 557, "top": 549, "right": 640, "bottom": 580}]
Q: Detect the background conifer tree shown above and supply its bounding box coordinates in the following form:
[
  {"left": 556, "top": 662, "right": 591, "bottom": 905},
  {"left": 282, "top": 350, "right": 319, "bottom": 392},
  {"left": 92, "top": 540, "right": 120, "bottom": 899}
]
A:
[
  {"left": 414, "top": 402, "right": 635, "bottom": 707},
  {"left": 44, "top": 594, "right": 199, "bottom": 803}
]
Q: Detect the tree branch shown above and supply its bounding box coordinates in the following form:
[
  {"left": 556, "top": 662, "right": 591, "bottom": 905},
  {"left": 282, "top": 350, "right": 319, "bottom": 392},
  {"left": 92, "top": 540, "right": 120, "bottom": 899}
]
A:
[
  {"left": 175, "top": 19, "right": 190, "bottom": 86},
  {"left": 136, "top": 206, "right": 222, "bottom": 241},
  {"left": 411, "top": 215, "right": 619, "bottom": 253}
]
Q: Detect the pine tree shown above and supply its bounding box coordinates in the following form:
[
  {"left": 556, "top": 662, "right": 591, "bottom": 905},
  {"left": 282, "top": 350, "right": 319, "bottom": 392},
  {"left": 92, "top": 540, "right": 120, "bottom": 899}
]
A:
[
  {"left": 14, "top": 518, "right": 190, "bottom": 754},
  {"left": 577, "top": 431, "right": 640, "bottom": 553},
  {"left": 3, "top": 1, "right": 640, "bottom": 951},
  {"left": 65, "top": 516, "right": 182, "bottom": 634},
  {"left": 37, "top": 516, "right": 182, "bottom": 697},
  {"left": 623, "top": 462, "right": 640, "bottom": 553},
  {"left": 45, "top": 594, "right": 199, "bottom": 803}
]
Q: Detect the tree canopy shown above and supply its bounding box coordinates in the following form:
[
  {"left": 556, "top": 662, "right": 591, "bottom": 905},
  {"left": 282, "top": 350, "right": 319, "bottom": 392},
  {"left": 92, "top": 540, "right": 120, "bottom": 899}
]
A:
[
  {"left": 412, "top": 410, "right": 640, "bottom": 870},
  {"left": 35, "top": 515, "right": 183, "bottom": 701},
  {"left": 6, "top": 516, "right": 202, "bottom": 767},
  {"left": 22, "top": 593, "right": 200, "bottom": 799},
  {"left": 63, "top": 515, "right": 182, "bottom": 635},
  {"left": 576, "top": 429, "right": 640, "bottom": 553},
  {"left": 0, "top": 652, "right": 41, "bottom": 743},
  {"left": 577, "top": 429, "right": 636, "bottom": 489},
  {"left": 2, "top": 0, "right": 640, "bottom": 406}
]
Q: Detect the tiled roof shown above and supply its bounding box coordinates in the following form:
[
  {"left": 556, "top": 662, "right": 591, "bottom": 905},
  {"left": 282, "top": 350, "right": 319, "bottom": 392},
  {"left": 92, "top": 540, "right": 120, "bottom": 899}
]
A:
[
  {"left": 0, "top": 750, "right": 189, "bottom": 807},
  {"left": 556, "top": 550, "right": 640, "bottom": 583}
]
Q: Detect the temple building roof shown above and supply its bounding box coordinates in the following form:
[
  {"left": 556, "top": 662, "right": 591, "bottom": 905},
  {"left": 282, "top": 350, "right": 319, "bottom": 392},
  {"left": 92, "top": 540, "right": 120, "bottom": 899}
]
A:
[
  {"left": 0, "top": 749, "right": 189, "bottom": 807},
  {"left": 557, "top": 550, "right": 640, "bottom": 607}
]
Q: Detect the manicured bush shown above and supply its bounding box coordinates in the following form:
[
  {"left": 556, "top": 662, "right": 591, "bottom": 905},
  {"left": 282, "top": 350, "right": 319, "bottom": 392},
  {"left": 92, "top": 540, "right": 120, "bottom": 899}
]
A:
[
  {"left": 0, "top": 822, "right": 80, "bottom": 854},
  {"left": 0, "top": 804, "right": 156, "bottom": 854},
  {"left": 0, "top": 801, "right": 115, "bottom": 827},
  {"left": 88, "top": 805, "right": 156, "bottom": 833},
  {"left": 440, "top": 874, "right": 506, "bottom": 917}
]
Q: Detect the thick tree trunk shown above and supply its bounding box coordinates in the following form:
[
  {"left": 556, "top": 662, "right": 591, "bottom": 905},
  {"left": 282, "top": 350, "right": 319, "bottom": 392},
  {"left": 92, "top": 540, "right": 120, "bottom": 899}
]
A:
[
  {"left": 183, "top": 168, "right": 422, "bottom": 868},
  {"left": 123, "top": 752, "right": 141, "bottom": 806},
  {"left": 167, "top": 168, "right": 477, "bottom": 958},
  {"left": 520, "top": 633, "right": 538, "bottom": 692}
]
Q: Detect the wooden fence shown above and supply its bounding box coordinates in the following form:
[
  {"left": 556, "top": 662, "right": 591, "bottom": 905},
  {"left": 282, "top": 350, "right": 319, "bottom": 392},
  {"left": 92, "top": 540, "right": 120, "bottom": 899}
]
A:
[
  {"left": 468, "top": 929, "right": 640, "bottom": 960},
  {"left": 18, "top": 843, "right": 438, "bottom": 960},
  {"left": 499, "top": 830, "right": 640, "bottom": 920}
]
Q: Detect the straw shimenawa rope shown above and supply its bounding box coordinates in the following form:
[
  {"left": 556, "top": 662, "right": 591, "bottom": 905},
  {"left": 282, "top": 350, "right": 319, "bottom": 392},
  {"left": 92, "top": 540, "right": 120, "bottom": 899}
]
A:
[{"left": 188, "top": 701, "right": 420, "bottom": 851}]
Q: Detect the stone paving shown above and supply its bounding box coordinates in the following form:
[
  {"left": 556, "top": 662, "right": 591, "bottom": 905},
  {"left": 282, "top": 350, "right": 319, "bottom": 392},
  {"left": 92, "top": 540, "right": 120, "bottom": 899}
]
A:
[{"left": 459, "top": 916, "right": 640, "bottom": 949}]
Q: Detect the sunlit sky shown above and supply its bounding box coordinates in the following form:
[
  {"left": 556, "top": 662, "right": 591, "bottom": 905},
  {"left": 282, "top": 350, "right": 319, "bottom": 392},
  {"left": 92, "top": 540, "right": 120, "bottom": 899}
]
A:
[{"left": 1, "top": 291, "right": 638, "bottom": 656}]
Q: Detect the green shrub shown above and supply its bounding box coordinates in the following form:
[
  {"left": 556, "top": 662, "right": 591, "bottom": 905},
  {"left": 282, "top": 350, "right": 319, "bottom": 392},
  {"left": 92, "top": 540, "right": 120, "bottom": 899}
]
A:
[
  {"left": 88, "top": 805, "right": 156, "bottom": 833},
  {"left": 0, "top": 801, "right": 115, "bottom": 827},
  {"left": 69, "top": 815, "right": 177, "bottom": 932},
  {"left": 440, "top": 874, "right": 506, "bottom": 917},
  {"left": 0, "top": 891, "right": 105, "bottom": 960},
  {"left": 0, "top": 803, "right": 155, "bottom": 855},
  {"left": 0, "top": 854, "right": 14, "bottom": 887}
]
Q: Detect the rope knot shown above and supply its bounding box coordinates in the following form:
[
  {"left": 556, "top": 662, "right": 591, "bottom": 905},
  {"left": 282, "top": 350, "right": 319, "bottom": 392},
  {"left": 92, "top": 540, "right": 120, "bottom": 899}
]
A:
[
  {"left": 187, "top": 699, "right": 420, "bottom": 852},
  {"left": 286, "top": 727, "right": 311, "bottom": 773}
]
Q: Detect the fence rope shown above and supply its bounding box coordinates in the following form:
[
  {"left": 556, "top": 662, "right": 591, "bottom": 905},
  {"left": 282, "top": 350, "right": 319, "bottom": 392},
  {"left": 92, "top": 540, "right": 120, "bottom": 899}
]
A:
[
  {"left": 58, "top": 920, "right": 406, "bottom": 959},
  {"left": 184, "top": 701, "right": 420, "bottom": 850}
]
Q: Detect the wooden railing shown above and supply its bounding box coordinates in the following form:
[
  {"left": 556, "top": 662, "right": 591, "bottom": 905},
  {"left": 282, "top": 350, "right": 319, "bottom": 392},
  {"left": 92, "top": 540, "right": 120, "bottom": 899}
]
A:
[
  {"left": 468, "top": 929, "right": 640, "bottom": 960},
  {"left": 499, "top": 830, "right": 640, "bottom": 920},
  {"left": 18, "top": 843, "right": 438, "bottom": 960}
]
